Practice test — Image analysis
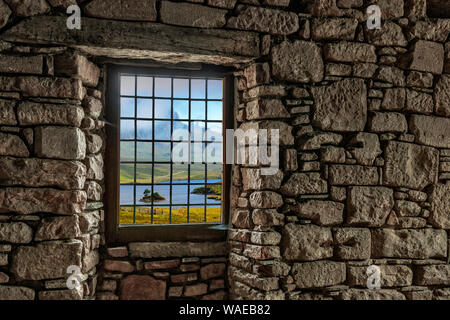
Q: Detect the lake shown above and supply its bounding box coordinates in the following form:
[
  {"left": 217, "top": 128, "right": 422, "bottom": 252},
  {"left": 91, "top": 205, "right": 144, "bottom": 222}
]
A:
[{"left": 120, "top": 179, "right": 221, "bottom": 208}]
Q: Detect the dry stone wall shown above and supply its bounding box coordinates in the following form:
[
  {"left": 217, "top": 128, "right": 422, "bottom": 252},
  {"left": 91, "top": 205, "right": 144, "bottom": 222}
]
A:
[{"left": 0, "top": 0, "right": 448, "bottom": 300}]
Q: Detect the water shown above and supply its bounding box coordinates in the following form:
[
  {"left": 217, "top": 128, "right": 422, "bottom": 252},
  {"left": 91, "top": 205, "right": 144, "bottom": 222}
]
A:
[{"left": 120, "top": 179, "right": 221, "bottom": 208}]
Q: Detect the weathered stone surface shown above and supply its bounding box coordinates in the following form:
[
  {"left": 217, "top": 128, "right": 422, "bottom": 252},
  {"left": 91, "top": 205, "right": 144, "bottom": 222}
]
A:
[
  {"left": 291, "top": 261, "right": 345, "bottom": 288},
  {"left": 39, "top": 287, "right": 83, "bottom": 300},
  {"left": 0, "top": 285, "right": 35, "bottom": 300},
  {"left": 249, "top": 191, "right": 283, "bottom": 209},
  {"left": 4, "top": 0, "right": 49, "bottom": 17},
  {"left": 353, "top": 63, "right": 378, "bottom": 78},
  {"left": 252, "top": 209, "right": 284, "bottom": 227},
  {"left": 306, "top": 0, "right": 342, "bottom": 16},
  {"left": 410, "top": 115, "right": 450, "bottom": 148},
  {"left": 185, "top": 283, "right": 208, "bottom": 297},
  {"left": 11, "top": 240, "right": 82, "bottom": 280},
  {"left": 78, "top": 211, "right": 100, "bottom": 233},
  {"left": 228, "top": 6, "right": 298, "bottom": 35},
  {"left": 246, "top": 99, "right": 289, "bottom": 120},
  {"left": 435, "top": 75, "right": 450, "bottom": 116},
  {"left": 340, "top": 289, "right": 405, "bottom": 300},
  {"left": 271, "top": 40, "right": 323, "bottom": 83},
  {"left": 382, "top": 88, "right": 406, "bottom": 111},
  {"left": 347, "top": 186, "right": 394, "bottom": 227},
  {"left": 406, "top": 89, "right": 433, "bottom": 114},
  {"left": 0, "top": 99, "right": 16, "bottom": 125},
  {"left": 324, "top": 41, "right": 377, "bottom": 63},
  {"left": 85, "top": 153, "right": 103, "bottom": 181},
  {"left": 368, "top": 112, "right": 407, "bottom": 133},
  {"left": 0, "top": 54, "right": 43, "bottom": 74},
  {"left": 0, "top": 157, "right": 85, "bottom": 190},
  {"left": 241, "top": 168, "right": 283, "bottom": 191},
  {"left": 243, "top": 63, "right": 270, "bottom": 89},
  {"left": 231, "top": 267, "right": 278, "bottom": 291},
  {"left": 47, "top": 0, "right": 77, "bottom": 8},
  {"left": 404, "top": 0, "right": 426, "bottom": 18},
  {"left": 311, "top": 18, "right": 358, "bottom": 40},
  {"left": 85, "top": 0, "right": 156, "bottom": 21},
  {"left": 0, "top": 132, "right": 28, "bottom": 157},
  {"left": 329, "top": 165, "right": 378, "bottom": 185},
  {"left": 35, "top": 216, "right": 80, "bottom": 241},
  {"left": 333, "top": 228, "right": 370, "bottom": 260},
  {"left": 0, "top": 1, "right": 11, "bottom": 30},
  {"left": 321, "top": 146, "right": 345, "bottom": 163},
  {"left": 409, "top": 19, "right": 450, "bottom": 43},
  {"left": 371, "top": 229, "right": 447, "bottom": 259},
  {"left": 429, "top": 183, "right": 450, "bottom": 229},
  {"left": 0, "top": 76, "right": 85, "bottom": 100},
  {"left": 85, "top": 180, "right": 102, "bottom": 201},
  {"left": 367, "top": 21, "right": 407, "bottom": 46},
  {"left": 85, "top": 133, "right": 102, "bottom": 154},
  {"left": 284, "top": 149, "right": 298, "bottom": 171},
  {"left": 232, "top": 209, "right": 253, "bottom": 229},
  {"left": 120, "top": 275, "right": 166, "bottom": 300},
  {"left": 0, "top": 188, "right": 86, "bottom": 215},
  {"left": 294, "top": 200, "right": 344, "bottom": 226},
  {"left": 54, "top": 53, "right": 100, "bottom": 88},
  {"left": 402, "top": 40, "right": 444, "bottom": 75},
  {"left": 201, "top": 263, "right": 226, "bottom": 280},
  {"left": 383, "top": 141, "right": 438, "bottom": 190},
  {"left": 312, "top": 78, "right": 367, "bottom": 132},
  {"left": 336, "top": 0, "right": 363, "bottom": 8},
  {"left": 83, "top": 97, "right": 102, "bottom": 119},
  {"left": 282, "top": 224, "right": 333, "bottom": 261},
  {"left": 348, "top": 265, "right": 412, "bottom": 287},
  {"left": 35, "top": 126, "right": 85, "bottom": 160},
  {"left": 104, "top": 260, "right": 134, "bottom": 273},
  {"left": 161, "top": 1, "right": 226, "bottom": 28},
  {"left": 300, "top": 132, "right": 342, "bottom": 150},
  {"left": 349, "top": 133, "right": 381, "bottom": 166},
  {"left": 1, "top": 16, "right": 260, "bottom": 64},
  {"left": 129, "top": 242, "right": 227, "bottom": 258},
  {"left": 394, "top": 200, "right": 422, "bottom": 217},
  {"left": 238, "top": 121, "right": 294, "bottom": 146},
  {"left": 415, "top": 265, "right": 450, "bottom": 285},
  {"left": 0, "top": 222, "right": 33, "bottom": 244},
  {"left": 376, "top": 66, "right": 406, "bottom": 86},
  {"left": 208, "top": 0, "right": 237, "bottom": 8},
  {"left": 280, "top": 172, "right": 327, "bottom": 196},
  {"left": 17, "top": 102, "right": 84, "bottom": 127},
  {"left": 368, "top": 0, "right": 403, "bottom": 18},
  {"left": 406, "top": 71, "right": 433, "bottom": 88}
]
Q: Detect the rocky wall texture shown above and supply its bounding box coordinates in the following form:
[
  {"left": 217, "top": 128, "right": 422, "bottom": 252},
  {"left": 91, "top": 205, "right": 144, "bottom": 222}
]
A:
[
  {"left": 0, "top": 46, "right": 104, "bottom": 300},
  {"left": 0, "top": 0, "right": 449, "bottom": 300},
  {"left": 226, "top": 0, "right": 450, "bottom": 300},
  {"left": 97, "top": 242, "right": 228, "bottom": 300}
]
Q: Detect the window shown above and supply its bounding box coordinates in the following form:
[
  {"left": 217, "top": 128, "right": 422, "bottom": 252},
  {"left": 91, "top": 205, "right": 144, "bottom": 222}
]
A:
[{"left": 105, "top": 65, "right": 232, "bottom": 242}]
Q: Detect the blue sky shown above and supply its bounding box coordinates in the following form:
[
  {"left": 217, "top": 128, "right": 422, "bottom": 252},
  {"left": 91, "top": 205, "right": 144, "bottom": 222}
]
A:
[{"left": 119, "top": 76, "right": 223, "bottom": 142}]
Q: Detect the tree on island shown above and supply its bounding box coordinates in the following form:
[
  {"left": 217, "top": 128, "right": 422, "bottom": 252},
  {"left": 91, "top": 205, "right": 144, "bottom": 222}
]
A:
[{"left": 140, "top": 189, "right": 166, "bottom": 202}]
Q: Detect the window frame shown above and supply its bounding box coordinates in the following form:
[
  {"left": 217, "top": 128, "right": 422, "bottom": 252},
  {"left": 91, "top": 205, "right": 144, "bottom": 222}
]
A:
[{"left": 105, "top": 64, "right": 233, "bottom": 243}]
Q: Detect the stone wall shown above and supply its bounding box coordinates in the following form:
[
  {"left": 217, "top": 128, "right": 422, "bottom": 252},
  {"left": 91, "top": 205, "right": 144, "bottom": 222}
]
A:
[
  {"left": 228, "top": 0, "right": 450, "bottom": 300},
  {"left": 0, "top": 45, "right": 103, "bottom": 299},
  {"left": 97, "top": 242, "right": 228, "bottom": 300},
  {"left": 0, "top": 0, "right": 449, "bottom": 300}
]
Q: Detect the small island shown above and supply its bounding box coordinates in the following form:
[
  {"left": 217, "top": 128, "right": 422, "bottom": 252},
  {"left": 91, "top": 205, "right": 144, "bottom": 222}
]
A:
[
  {"left": 191, "top": 185, "right": 221, "bottom": 201},
  {"left": 139, "top": 189, "right": 167, "bottom": 203}
]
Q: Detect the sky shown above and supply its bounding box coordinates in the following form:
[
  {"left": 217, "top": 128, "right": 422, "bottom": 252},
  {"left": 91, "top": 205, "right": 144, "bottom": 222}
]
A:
[{"left": 119, "top": 76, "right": 223, "bottom": 142}]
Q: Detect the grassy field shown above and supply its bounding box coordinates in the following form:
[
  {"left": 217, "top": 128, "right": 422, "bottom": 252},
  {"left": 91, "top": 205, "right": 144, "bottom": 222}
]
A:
[
  {"left": 120, "top": 206, "right": 221, "bottom": 224},
  {"left": 120, "top": 163, "right": 222, "bottom": 184}
]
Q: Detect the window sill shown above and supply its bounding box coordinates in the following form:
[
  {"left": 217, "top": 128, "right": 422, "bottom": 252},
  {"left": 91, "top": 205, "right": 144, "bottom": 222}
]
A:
[{"left": 111, "top": 223, "right": 228, "bottom": 243}]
